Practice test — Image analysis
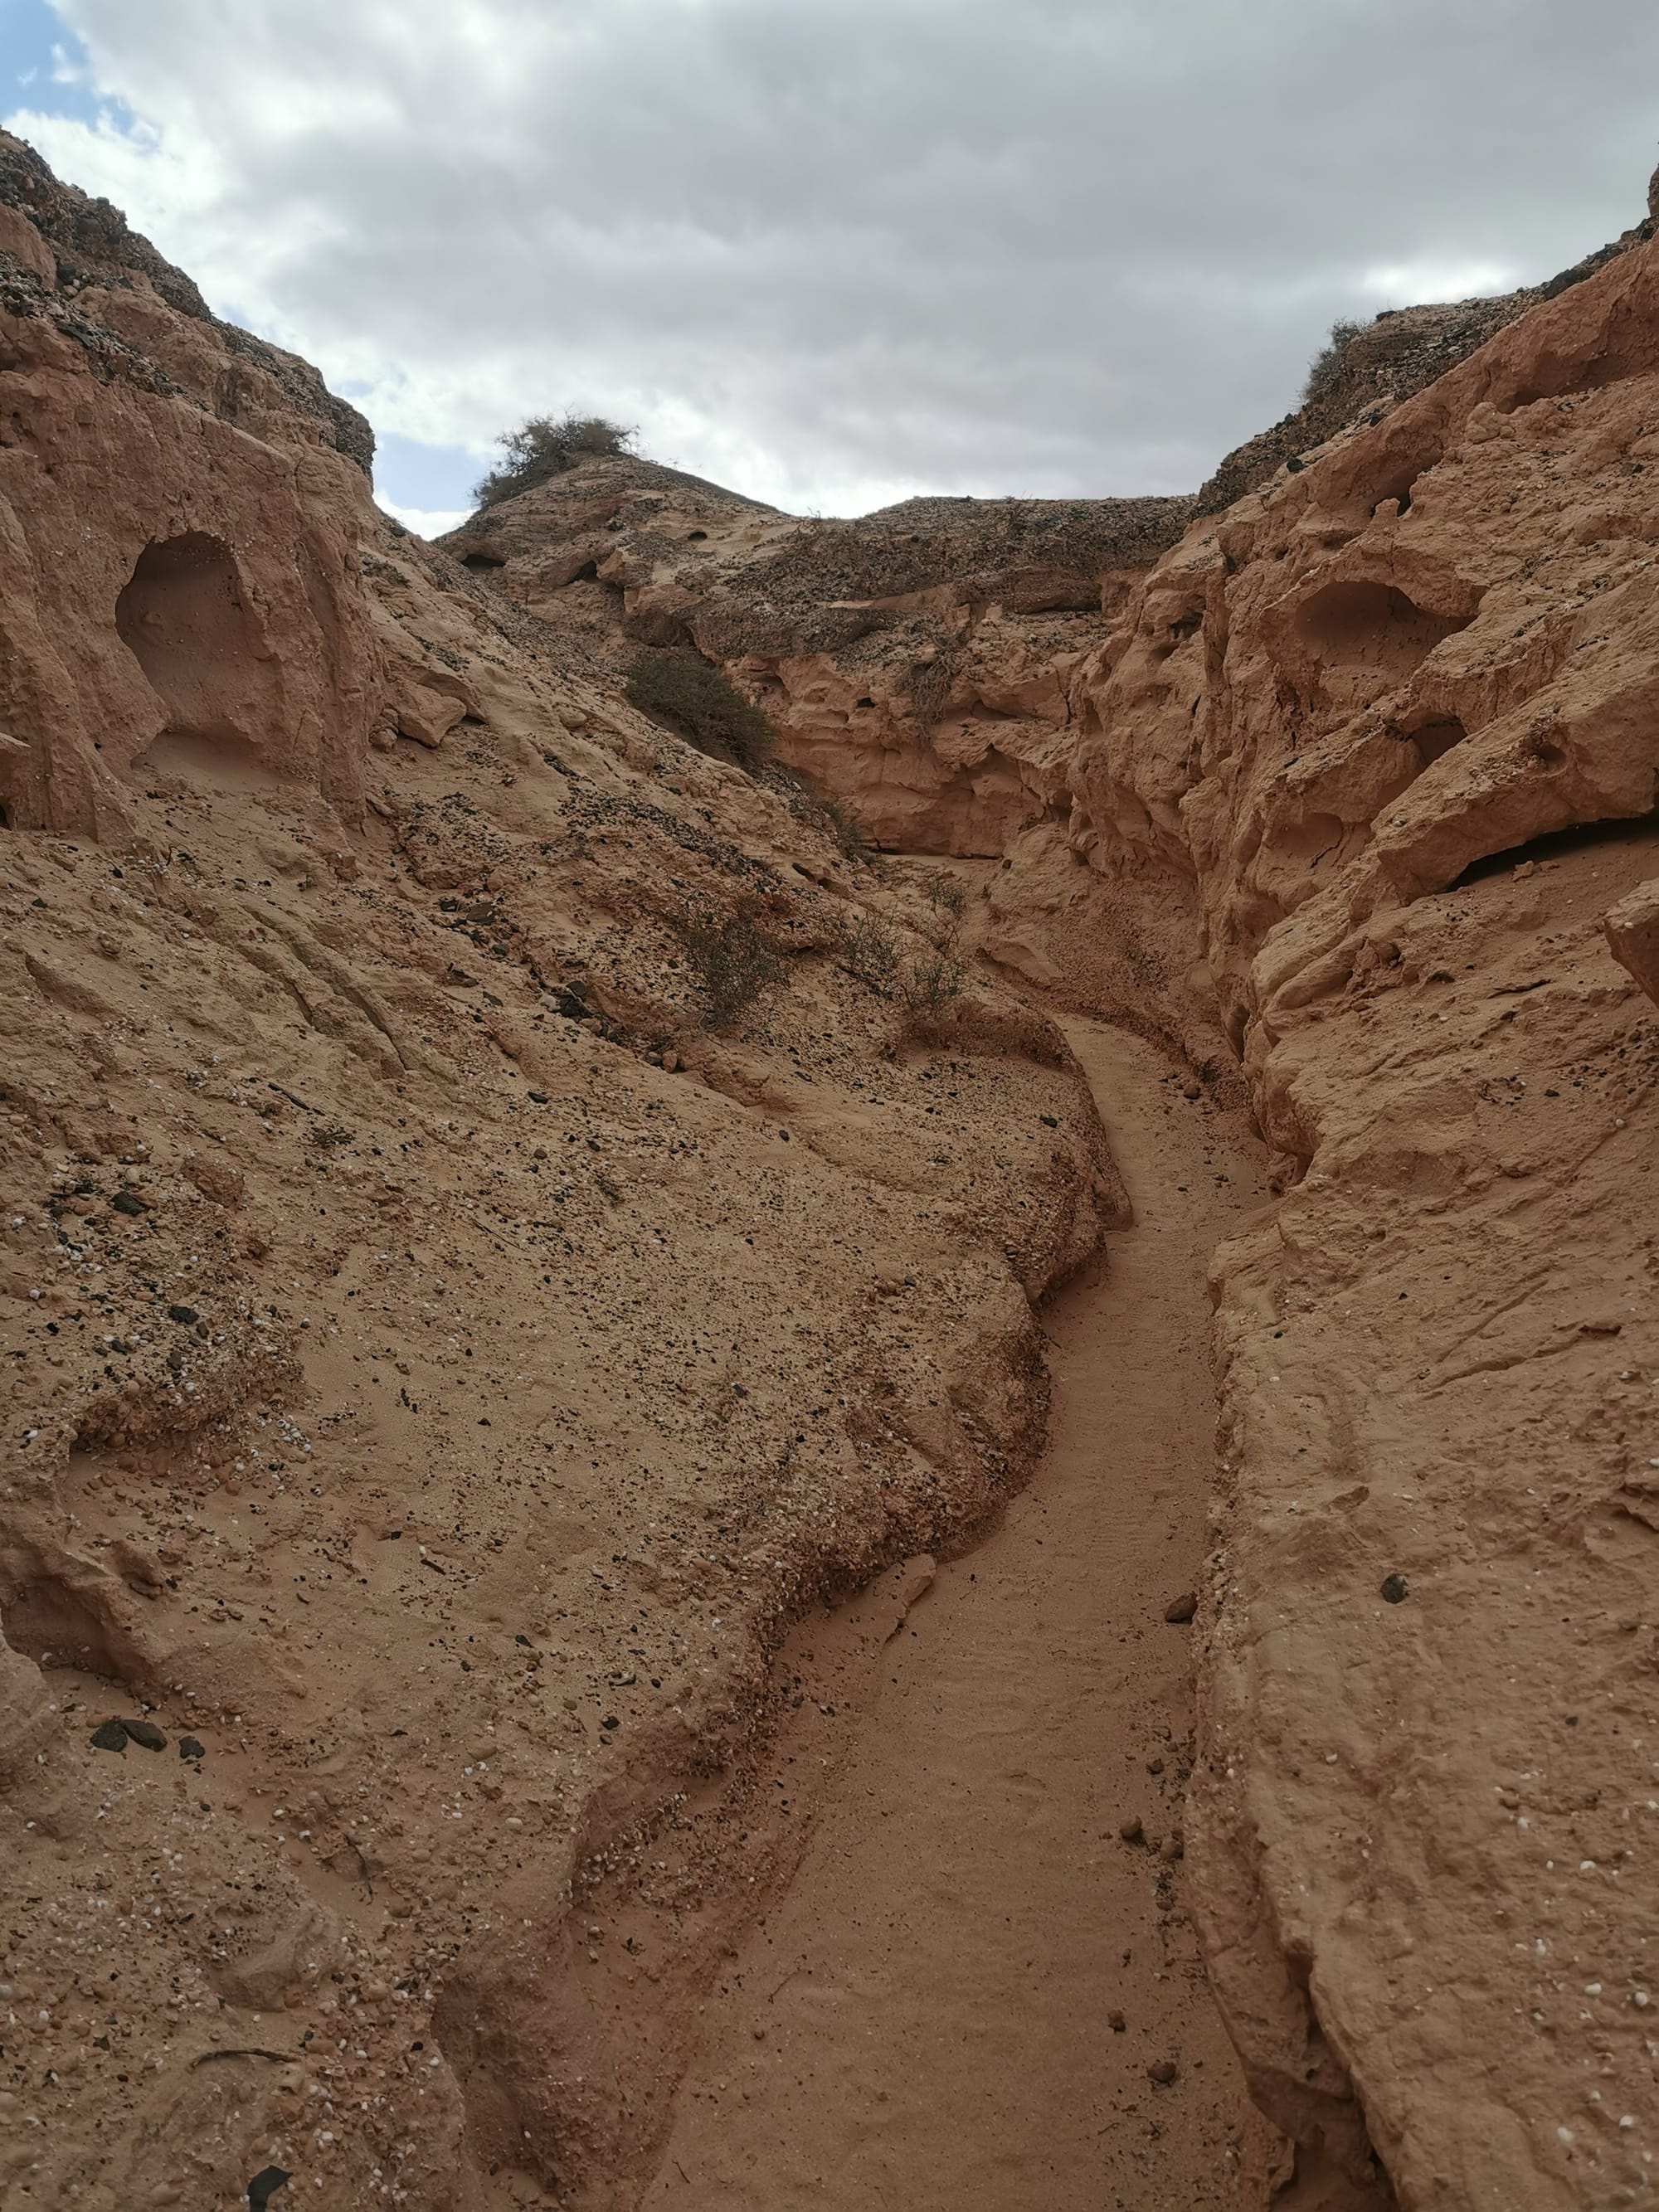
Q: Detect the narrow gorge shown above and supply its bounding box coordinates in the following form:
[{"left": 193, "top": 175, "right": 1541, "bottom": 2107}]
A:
[{"left": 3, "top": 124, "right": 1659, "bottom": 2212}]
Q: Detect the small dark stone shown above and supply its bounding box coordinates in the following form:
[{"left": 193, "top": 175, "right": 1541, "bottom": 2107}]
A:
[
  {"left": 1118, "top": 1816, "right": 1144, "bottom": 1844},
  {"left": 90, "top": 1718, "right": 128, "bottom": 1754},
  {"left": 528, "top": 1091, "right": 549, "bottom": 1105},
  {"left": 1285, "top": 455, "right": 1306, "bottom": 474},
  {"left": 1108, "top": 2010, "right": 1126, "bottom": 2032},
  {"left": 123, "top": 1718, "right": 166, "bottom": 1752},
  {"left": 1148, "top": 2059, "right": 1178, "bottom": 2086},
  {"left": 168, "top": 1304, "right": 199, "bottom": 1325},
  {"left": 111, "top": 1189, "right": 146, "bottom": 1216},
  {"left": 178, "top": 1735, "right": 206, "bottom": 1762},
  {"left": 601, "top": 1714, "right": 620, "bottom": 1730},
  {"left": 248, "top": 2168, "right": 292, "bottom": 2210},
  {"left": 1164, "top": 1592, "right": 1198, "bottom": 1625},
  {"left": 1380, "top": 1573, "right": 1408, "bottom": 1604},
  {"left": 1040, "top": 1113, "right": 1058, "bottom": 1128}
]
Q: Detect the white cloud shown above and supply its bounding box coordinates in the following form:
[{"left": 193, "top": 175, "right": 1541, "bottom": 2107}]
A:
[
  {"left": 10, "top": 0, "right": 1659, "bottom": 514},
  {"left": 377, "top": 500, "right": 475, "bottom": 541}
]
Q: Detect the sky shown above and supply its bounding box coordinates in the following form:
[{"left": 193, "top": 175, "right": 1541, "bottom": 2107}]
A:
[{"left": 5, "top": 1, "right": 1659, "bottom": 532}]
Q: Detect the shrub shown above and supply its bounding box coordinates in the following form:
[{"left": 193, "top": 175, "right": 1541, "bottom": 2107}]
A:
[
  {"left": 840, "top": 913, "right": 902, "bottom": 998},
  {"left": 684, "top": 912, "right": 785, "bottom": 1028},
  {"left": 475, "top": 414, "right": 636, "bottom": 506},
  {"left": 904, "top": 646, "right": 962, "bottom": 722},
  {"left": 900, "top": 949, "right": 966, "bottom": 1014},
  {"left": 820, "top": 796, "right": 873, "bottom": 861},
  {"left": 926, "top": 871, "right": 968, "bottom": 924},
  {"left": 1301, "top": 318, "right": 1365, "bottom": 406},
  {"left": 626, "top": 650, "right": 775, "bottom": 775}
]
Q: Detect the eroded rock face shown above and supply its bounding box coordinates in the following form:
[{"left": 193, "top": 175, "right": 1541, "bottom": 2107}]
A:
[
  {"left": 0, "top": 139, "right": 1129, "bottom": 2212},
  {"left": 956, "top": 228, "right": 1659, "bottom": 2204},
  {"left": 440, "top": 461, "right": 1192, "bottom": 858},
  {"left": 0, "top": 131, "right": 382, "bottom": 837},
  {"left": 460, "top": 187, "right": 1659, "bottom": 2205}
]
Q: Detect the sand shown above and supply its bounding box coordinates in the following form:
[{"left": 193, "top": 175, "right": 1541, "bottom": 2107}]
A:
[{"left": 645, "top": 1023, "right": 1282, "bottom": 2208}]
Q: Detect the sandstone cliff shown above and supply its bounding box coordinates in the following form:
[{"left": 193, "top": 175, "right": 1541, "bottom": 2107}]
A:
[
  {"left": 0, "top": 134, "right": 1127, "bottom": 2208},
  {"left": 10, "top": 115, "right": 1659, "bottom": 2212},
  {"left": 455, "top": 189, "right": 1659, "bottom": 2205}
]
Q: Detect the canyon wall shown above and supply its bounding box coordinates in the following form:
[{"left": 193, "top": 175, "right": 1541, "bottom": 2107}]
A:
[
  {"left": 10, "top": 114, "right": 1659, "bottom": 2209},
  {"left": 0, "top": 136, "right": 1127, "bottom": 2210},
  {"left": 451, "top": 205, "right": 1659, "bottom": 2204}
]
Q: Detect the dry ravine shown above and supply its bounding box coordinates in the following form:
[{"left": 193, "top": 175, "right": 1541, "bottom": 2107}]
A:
[{"left": 6, "top": 124, "right": 1659, "bottom": 2212}]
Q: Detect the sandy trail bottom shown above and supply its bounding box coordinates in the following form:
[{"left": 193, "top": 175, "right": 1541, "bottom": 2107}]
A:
[{"left": 645, "top": 1020, "right": 1282, "bottom": 2210}]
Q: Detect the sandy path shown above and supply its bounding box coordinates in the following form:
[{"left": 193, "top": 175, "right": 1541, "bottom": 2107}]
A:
[{"left": 645, "top": 1021, "right": 1278, "bottom": 2209}]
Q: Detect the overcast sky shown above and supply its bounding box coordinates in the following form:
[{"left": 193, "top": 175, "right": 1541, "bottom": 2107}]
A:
[{"left": 6, "top": 0, "right": 1659, "bottom": 531}]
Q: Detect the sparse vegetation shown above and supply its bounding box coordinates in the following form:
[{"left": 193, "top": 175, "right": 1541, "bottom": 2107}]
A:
[
  {"left": 840, "top": 913, "right": 902, "bottom": 998},
  {"left": 475, "top": 414, "right": 637, "bottom": 506},
  {"left": 683, "top": 911, "right": 786, "bottom": 1028},
  {"left": 904, "top": 646, "right": 963, "bottom": 722},
  {"left": 305, "top": 1118, "right": 355, "bottom": 1151},
  {"left": 780, "top": 776, "right": 873, "bottom": 861},
  {"left": 626, "top": 649, "right": 776, "bottom": 775},
  {"left": 1301, "top": 318, "right": 1365, "bottom": 406},
  {"left": 926, "top": 871, "right": 969, "bottom": 925},
  {"left": 821, "top": 795, "right": 873, "bottom": 861},
  {"left": 900, "top": 948, "right": 966, "bottom": 1014}
]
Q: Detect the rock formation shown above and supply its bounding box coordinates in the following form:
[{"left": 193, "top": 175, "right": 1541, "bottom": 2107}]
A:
[
  {"left": 0, "top": 134, "right": 1125, "bottom": 2208},
  {"left": 7, "top": 119, "right": 1659, "bottom": 2212},
  {"left": 455, "top": 182, "right": 1659, "bottom": 2205}
]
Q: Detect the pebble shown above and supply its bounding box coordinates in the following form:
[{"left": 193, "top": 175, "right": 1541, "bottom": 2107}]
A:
[
  {"left": 1164, "top": 1592, "right": 1198, "bottom": 1625},
  {"left": 1108, "top": 2010, "right": 1126, "bottom": 2033},
  {"left": 123, "top": 1719, "right": 167, "bottom": 1753},
  {"left": 168, "top": 1304, "right": 199, "bottom": 1325},
  {"left": 89, "top": 1719, "right": 128, "bottom": 1755},
  {"left": 247, "top": 2168, "right": 292, "bottom": 2210},
  {"left": 178, "top": 1735, "right": 206, "bottom": 1762},
  {"left": 1148, "top": 2059, "right": 1178, "bottom": 2085},
  {"left": 1380, "top": 1573, "right": 1408, "bottom": 1604},
  {"left": 1118, "top": 1816, "right": 1144, "bottom": 1844}
]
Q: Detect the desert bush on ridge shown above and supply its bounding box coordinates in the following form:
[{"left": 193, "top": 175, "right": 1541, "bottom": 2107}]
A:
[
  {"left": 1301, "top": 318, "right": 1365, "bottom": 406},
  {"left": 838, "top": 907, "right": 966, "bottom": 1014},
  {"left": 626, "top": 649, "right": 776, "bottom": 775},
  {"left": 475, "top": 413, "right": 636, "bottom": 506}
]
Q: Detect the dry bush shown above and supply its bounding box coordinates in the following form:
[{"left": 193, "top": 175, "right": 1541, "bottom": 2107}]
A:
[
  {"left": 476, "top": 415, "right": 636, "bottom": 506},
  {"left": 1301, "top": 318, "right": 1365, "bottom": 406},
  {"left": 626, "top": 651, "right": 776, "bottom": 775},
  {"left": 900, "top": 949, "right": 966, "bottom": 1013},
  {"left": 904, "top": 645, "right": 964, "bottom": 722},
  {"left": 820, "top": 795, "right": 873, "bottom": 860},
  {"left": 926, "top": 871, "right": 968, "bottom": 926},
  {"left": 839, "top": 913, "right": 902, "bottom": 998},
  {"left": 683, "top": 912, "right": 786, "bottom": 1028}
]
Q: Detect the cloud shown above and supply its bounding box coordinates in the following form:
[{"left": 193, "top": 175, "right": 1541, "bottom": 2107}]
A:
[
  {"left": 10, "top": 0, "right": 1659, "bottom": 514},
  {"left": 376, "top": 501, "right": 475, "bottom": 542}
]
